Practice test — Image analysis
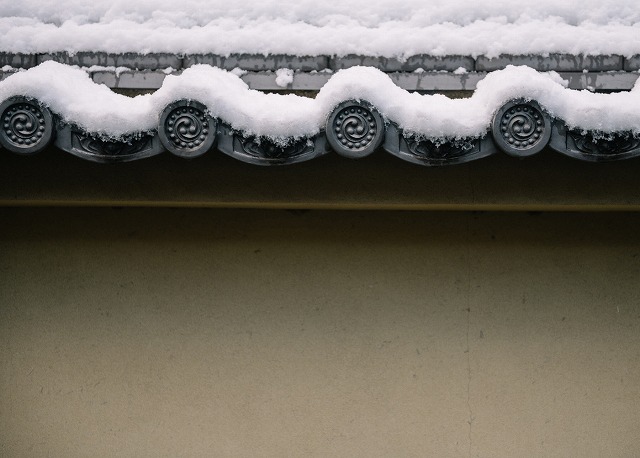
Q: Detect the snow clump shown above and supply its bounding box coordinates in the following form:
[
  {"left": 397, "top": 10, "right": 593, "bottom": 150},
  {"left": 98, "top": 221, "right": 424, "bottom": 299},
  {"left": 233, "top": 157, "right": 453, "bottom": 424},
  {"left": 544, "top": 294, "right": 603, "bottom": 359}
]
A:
[{"left": 275, "top": 68, "right": 294, "bottom": 88}]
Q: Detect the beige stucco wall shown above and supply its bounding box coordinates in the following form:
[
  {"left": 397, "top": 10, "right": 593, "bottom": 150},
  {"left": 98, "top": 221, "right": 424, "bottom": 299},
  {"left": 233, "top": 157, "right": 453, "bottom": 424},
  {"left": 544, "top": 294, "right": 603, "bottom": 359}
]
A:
[{"left": 1, "top": 208, "right": 639, "bottom": 457}]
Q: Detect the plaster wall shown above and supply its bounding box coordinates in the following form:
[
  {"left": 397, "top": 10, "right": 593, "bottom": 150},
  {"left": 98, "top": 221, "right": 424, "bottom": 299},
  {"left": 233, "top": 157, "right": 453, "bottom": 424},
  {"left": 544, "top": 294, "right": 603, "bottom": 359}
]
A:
[{"left": 1, "top": 209, "right": 639, "bottom": 457}]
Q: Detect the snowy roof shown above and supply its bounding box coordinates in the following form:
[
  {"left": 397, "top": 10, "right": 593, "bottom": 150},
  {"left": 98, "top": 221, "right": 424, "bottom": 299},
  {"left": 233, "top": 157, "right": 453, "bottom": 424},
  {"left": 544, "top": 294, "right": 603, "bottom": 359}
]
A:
[
  {"left": 0, "top": 1, "right": 639, "bottom": 166},
  {"left": 2, "top": 0, "right": 640, "bottom": 57},
  {"left": 1, "top": 62, "right": 639, "bottom": 165},
  {"left": 2, "top": 0, "right": 640, "bottom": 91}
]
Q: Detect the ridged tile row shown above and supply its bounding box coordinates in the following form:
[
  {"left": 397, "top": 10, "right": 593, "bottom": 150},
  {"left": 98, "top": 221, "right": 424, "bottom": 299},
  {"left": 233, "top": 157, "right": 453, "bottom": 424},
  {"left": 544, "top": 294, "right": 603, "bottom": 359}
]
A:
[
  {"left": 1, "top": 96, "right": 639, "bottom": 166},
  {"left": 1, "top": 52, "right": 639, "bottom": 91}
]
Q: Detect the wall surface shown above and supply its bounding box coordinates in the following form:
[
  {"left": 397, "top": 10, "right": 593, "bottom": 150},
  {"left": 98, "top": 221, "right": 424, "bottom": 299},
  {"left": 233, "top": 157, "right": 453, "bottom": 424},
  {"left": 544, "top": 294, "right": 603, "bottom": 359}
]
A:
[{"left": 1, "top": 208, "right": 639, "bottom": 457}]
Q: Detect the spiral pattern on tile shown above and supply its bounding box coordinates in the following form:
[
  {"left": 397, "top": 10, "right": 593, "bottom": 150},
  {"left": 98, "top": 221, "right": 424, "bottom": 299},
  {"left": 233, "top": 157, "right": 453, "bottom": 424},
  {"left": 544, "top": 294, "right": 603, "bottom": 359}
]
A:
[{"left": 166, "top": 106, "right": 210, "bottom": 149}]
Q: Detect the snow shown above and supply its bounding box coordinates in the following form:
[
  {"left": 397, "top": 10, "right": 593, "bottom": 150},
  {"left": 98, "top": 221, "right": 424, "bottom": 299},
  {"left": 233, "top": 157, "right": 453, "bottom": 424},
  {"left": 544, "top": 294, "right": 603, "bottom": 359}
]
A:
[
  {"left": 1, "top": 62, "right": 639, "bottom": 141},
  {"left": 229, "top": 68, "right": 247, "bottom": 78},
  {"left": 83, "top": 65, "right": 131, "bottom": 76},
  {"left": 1, "top": 0, "right": 640, "bottom": 58},
  {"left": 275, "top": 68, "right": 294, "bottom": 88}
]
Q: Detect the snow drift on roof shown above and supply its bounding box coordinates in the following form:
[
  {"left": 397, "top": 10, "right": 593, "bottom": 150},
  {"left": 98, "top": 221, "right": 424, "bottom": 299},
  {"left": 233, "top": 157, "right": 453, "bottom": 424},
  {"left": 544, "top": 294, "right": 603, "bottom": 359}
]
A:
[
  {"left": 1, "top": 62, "right": 639, "bottom": 141},
  {"left": 1, "top": 0, "right": 640, "bottom": 57}
]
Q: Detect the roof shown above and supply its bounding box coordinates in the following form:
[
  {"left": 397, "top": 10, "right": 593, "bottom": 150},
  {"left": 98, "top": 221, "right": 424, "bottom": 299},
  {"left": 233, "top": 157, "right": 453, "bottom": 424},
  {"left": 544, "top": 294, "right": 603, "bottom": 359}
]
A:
[
  {"left": 2, "top": 52, "right": 639, "bottom": 92},
  {"left": 1, "top": 1, "right": 639, "bottom": 166},
  {"left": 3, "top": 0, "right": 640, "bottom": 57}
]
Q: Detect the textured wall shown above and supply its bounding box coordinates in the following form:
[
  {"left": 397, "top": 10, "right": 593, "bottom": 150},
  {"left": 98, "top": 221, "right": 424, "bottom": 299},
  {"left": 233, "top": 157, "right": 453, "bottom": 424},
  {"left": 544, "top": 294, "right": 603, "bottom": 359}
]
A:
[{"left": 1, "top": 209, "right": 639, "bottom": 457}]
